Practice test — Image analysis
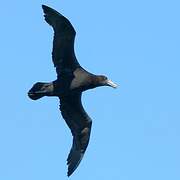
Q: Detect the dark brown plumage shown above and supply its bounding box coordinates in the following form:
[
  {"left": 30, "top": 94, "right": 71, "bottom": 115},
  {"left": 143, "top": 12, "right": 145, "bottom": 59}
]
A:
[{"left": 28, "top": 5, "right": 117, "bottom": 177}]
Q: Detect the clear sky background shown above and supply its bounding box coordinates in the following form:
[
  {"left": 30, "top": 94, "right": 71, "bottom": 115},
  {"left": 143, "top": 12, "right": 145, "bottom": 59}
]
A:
[{"left": 0, "top": 0, "right": 180, "bottom": 179}]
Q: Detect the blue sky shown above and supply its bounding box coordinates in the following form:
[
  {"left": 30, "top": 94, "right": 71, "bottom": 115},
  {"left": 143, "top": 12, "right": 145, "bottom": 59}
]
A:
[{"left": 0, "top": 0, "right": 180, "bottom": 179}]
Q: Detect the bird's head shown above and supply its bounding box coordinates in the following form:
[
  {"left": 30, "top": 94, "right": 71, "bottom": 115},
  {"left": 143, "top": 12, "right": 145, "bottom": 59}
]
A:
[{"left": 95, "top": 75, "right": 118, "bottom": 88}]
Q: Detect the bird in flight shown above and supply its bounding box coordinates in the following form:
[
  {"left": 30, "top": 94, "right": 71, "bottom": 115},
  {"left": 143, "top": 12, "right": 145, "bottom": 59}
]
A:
[{"left": 28, "top": 5, "right": 117, "bottom": 177}]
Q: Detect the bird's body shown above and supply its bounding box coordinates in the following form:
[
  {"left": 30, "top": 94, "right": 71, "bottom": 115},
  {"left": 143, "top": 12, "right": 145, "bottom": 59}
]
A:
[{"left": 28, "top": 5, "right": 117, "bottom": 177}]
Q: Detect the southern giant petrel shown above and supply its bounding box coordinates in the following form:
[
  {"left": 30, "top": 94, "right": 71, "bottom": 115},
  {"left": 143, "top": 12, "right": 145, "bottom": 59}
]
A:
[{"left": 28, "top": 5, "right": 117, "bottom": 177}]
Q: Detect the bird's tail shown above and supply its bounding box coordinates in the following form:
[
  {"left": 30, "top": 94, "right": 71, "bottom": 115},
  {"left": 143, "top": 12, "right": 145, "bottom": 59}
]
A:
[{"left": 28, "top": 82, "right": 53, "bottom": 100}]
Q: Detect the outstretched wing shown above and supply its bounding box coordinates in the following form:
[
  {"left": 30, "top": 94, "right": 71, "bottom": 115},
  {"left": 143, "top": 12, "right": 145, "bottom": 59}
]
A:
[
  {"left": 59, "top": 93, "right": 92, "bottom": 177},
  {"left": 42, "top": 5, "right": 80, "bottom": 76}
]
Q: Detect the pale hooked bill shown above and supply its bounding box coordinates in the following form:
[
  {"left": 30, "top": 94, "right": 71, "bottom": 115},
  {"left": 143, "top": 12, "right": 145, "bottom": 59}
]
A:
[{"left": 106, "top": 79, "right": 118, "bottom": 88}]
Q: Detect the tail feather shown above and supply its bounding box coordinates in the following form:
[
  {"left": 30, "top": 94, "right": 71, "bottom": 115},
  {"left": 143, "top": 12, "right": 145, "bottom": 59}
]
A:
[{"left": 28, "top": 82, "right": 52, "bottom": 100}]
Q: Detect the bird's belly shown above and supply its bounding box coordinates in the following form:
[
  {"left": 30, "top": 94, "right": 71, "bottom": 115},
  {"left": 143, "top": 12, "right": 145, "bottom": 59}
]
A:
[{"left": 53, "top": 79, "right": 72, "bottom": 96}]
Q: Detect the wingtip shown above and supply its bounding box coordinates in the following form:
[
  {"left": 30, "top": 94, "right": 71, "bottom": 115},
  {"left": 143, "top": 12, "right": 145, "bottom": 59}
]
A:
[
  {"left": 42, "top": 4, "right": 53, "bottom": 14},
  {"left": 42, "top": 4, "right": 49, "bottom": 9},
  {"left": 67, "top": 171, "right": 72, "bottom": 177},
  {"left": 42, "top": 4, "right": 47, "bottom": 11},
  {"left": 67, "top": 164, "right": 78, "bottom": 177},
  {"left": 66, "top": 151, "right": 84, "bottom": 177},
  {"left": 67, "top": 162, "right": 75, "bottom": 177}
]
